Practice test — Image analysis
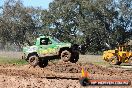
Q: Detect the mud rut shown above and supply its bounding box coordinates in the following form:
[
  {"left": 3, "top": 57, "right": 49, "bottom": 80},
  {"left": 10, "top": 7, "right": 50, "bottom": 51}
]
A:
[{"left": 0, "top": 61, "right": 132, "bottom": 88}]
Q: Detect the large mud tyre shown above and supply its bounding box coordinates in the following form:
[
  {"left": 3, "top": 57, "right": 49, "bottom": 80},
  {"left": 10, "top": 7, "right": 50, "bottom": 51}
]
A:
[
  {"left": 61, "top": 50, "right": 71, "bottom": 62},
  {"left": 128, "top": 57, "right": 132, "bottom": 65},
  {"left": 28, "top": 55, "right": 39, "bottom": 67},
  {"left": 70, "top": 52, "right": 79, "bottom": 63},
  {"left": 109, "top": 56, "right": 121, "bottom": 65},
  {"left": 117, "top": 62, "right": 122, "bottom": 65},
  {"left": 38, "top": 59, "right": 48, "bottom": 68}
]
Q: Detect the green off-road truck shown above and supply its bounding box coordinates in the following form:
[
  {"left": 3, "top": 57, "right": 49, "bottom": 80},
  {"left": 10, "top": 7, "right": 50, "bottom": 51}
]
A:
[{"left": 22, "top": 36, "right": 79, "bottom": 67}]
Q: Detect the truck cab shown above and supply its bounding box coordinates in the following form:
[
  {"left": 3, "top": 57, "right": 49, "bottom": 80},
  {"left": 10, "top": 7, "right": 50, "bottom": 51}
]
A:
[{"left": 22, "top": 36, "right": 79, "bottom": 67}]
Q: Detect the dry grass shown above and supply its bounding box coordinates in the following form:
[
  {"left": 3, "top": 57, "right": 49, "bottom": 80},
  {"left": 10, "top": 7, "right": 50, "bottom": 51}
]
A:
[
  {"left": 0, "top": 51, "right": 22, "bottom": 59},
  {"left": 0, "top": 51, "right": 27, "bottom": 65},
  {"left": 0, "top": 57, "right": 27, "bottom": 65},
  {"left": 78, "top": 55, "right": 109, "bottom": 66},
  {"left": 0, "top": 51, "right": 109, "bottom": 66}
]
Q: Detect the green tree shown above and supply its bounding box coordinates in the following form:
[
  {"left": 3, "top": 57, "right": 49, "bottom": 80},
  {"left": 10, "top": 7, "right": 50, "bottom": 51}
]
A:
[
  {"left": 41, "top": 0, "right": 131, "bottom": 54},
  {"left": 0, "top": 0, "right": 42, "bottom": 50}
]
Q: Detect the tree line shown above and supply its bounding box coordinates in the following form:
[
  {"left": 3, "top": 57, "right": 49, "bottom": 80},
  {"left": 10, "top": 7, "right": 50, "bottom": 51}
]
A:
[{"left": 0, "top": 0, "right": 131, "bottom": 53}]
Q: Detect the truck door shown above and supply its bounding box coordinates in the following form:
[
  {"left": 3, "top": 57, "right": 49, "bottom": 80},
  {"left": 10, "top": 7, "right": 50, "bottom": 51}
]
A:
[{"left": 39, "top": 38, "right": 58, "bottom": 55}]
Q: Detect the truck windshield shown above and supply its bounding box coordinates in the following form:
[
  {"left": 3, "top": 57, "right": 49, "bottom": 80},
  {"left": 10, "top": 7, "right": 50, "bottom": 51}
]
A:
[{"left": 52, "top": 37, "right": 61, "bottom": 43}]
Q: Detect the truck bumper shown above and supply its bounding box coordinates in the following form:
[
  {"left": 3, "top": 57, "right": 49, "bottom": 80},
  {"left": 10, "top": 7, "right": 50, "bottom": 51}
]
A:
[{"left": 22, "top": 53, "right": 27, "bottom": 60}]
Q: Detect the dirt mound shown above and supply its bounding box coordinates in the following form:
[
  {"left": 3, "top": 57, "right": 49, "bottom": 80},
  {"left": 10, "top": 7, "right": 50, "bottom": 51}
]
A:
[
  {"left": 46, "top": 62, "right": 81, "bottom": 73},
  {"left": 0, "top": 61, "right": 132, "bottom": 88},
  {"left": 44, "top": 62, "right": 132, "bottom": 80},
  {"left": 0, "top": 61, "right": 131, "bottom": 78},
  {"left": 46, "top": 62, "right": 113, "bottom": 74},
  {"left": 0, "top": 62, "right": 116, "bottom": 78}
]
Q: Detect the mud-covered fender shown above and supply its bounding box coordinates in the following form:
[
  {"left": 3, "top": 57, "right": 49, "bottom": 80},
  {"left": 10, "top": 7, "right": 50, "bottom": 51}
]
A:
[{"left": 71, "top": 44, "right": 79, "bottom": 52}]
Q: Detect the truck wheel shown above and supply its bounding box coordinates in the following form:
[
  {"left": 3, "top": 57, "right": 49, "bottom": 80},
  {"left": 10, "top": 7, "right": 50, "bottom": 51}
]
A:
[
  {"left": 70, "top": 52, "right": 79, "bottom": 63},
  {"left": 109, "top": 56, "right": 121, "bottom": 65},
  {"left": 38, "top": 59, "right": 48, "bottom": 68},
  {"left": 61, "top": 50, "right": 71, "bottom": 62},
  {"left": 28, "top": 55, "right": 39, "bottom": 67},
  {"left": 128, "top": 57, "right": 132, "bottom": 65}
]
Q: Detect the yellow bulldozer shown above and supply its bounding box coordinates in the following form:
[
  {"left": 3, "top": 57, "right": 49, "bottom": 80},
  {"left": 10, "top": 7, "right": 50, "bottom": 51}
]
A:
[{"left": 103, "top": 45, "right": 132, "bottom": 65}]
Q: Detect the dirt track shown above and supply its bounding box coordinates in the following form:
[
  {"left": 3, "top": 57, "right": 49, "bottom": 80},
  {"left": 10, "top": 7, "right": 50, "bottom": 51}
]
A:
[
  {"left": 0, "top": 60, "right": 132, "bottom": 88},
  {"left": 0, "top": 53, "right": 132, "bottom": 88}
]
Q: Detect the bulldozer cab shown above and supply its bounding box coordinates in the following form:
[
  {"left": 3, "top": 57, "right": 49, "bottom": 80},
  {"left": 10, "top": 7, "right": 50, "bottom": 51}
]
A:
[
  {"left": 117, "top": 45, "right": 131, "bottom": 52},
  {"left": 117, "top": 45, "right": 132, "bottom": 62}
]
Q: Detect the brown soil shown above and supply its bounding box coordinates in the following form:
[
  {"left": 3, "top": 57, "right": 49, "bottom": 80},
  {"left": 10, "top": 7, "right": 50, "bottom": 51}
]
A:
[{"left": 0, "top": 60, "right": 131, "bottom": 88}]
